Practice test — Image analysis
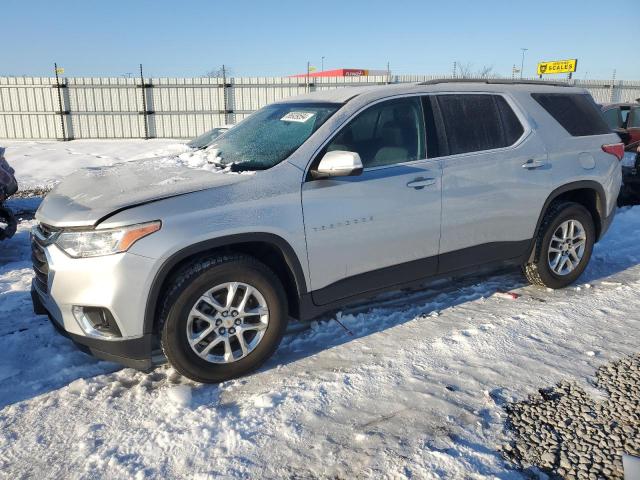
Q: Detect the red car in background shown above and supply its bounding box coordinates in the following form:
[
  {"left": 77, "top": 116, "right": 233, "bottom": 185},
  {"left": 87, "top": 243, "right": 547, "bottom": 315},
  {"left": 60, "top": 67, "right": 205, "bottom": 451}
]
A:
[
  {"left": 601, "top": 102, "right": 640, "bottom": 150},
  {"left": 601, "top": 102, "right": 640, "bottom": 205}
]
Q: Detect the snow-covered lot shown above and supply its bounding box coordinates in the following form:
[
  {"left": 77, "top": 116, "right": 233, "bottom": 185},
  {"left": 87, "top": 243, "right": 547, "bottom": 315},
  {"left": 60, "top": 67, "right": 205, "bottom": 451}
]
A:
[
  {"left": 0, "top": 141, "right": 639, "bottom": 478},
  {"left": 2, "top": 139, "right": 188, "bottom": 191}
]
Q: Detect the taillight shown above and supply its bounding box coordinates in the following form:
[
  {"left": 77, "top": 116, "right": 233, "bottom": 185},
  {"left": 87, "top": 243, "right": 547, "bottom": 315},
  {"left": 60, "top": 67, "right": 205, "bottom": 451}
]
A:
[{"left": 602, "top": 143, "right": 624, "bottom": 161}]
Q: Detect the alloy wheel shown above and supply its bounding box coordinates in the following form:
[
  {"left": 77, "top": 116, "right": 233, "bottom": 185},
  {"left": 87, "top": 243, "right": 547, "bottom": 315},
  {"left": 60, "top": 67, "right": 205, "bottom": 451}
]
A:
[
  {"left": 547, "top": 219, "right": 587, "bottom": 276},
  {"left": 186, "top": 282, "right": 269, "bottom": 363}
]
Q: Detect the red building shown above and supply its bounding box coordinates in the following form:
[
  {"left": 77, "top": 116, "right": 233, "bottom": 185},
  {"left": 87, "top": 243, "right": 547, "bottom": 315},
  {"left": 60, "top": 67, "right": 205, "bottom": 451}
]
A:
[{"left": 290, "top": 68, "right": 387, "bottom": 78}]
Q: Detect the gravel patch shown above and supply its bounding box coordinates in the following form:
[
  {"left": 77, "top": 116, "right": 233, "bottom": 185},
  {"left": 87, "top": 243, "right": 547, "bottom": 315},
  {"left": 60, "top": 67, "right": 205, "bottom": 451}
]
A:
[
  {"left": 11, "top": 187, "right": 51, "bottom": 198},
  {"left": 502, "top": 354, "right": 640, "bottom": 479}
]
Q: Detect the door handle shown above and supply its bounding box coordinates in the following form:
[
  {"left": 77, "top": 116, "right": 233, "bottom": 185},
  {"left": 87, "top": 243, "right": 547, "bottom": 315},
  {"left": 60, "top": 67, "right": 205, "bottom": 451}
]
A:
[
  {"left": 406, "top": 177, "right": 436, "bottom": 189},
  {"left": 522, "top": 159, "right": 546, "bottom": 169}
]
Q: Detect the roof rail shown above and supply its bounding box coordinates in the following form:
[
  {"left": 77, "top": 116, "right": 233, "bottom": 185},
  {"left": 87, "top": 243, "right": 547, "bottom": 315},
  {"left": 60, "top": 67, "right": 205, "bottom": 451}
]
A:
[{"left": 417, "top": 78, "right": 570, "bottom": 87}]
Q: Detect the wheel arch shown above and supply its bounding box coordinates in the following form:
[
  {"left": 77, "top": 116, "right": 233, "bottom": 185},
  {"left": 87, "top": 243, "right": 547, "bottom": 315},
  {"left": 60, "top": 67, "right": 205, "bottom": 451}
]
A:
[
  {"left": 528, "top": 181, "right": 607, "bottom": 262},
  {"left": 143, "top": 233, "right": 308, "bottom": 335}
]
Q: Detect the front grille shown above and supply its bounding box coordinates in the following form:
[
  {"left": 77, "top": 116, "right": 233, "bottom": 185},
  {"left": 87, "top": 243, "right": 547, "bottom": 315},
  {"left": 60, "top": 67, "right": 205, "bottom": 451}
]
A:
[{"left": 31, "top": 224, "right": 57, "bottom": 294}]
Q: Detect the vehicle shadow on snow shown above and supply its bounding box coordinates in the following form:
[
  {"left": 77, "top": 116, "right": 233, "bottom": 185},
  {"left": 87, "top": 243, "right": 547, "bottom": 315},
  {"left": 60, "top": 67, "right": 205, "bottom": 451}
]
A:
[{"left": 258, "top": 242, "right": 639, "bottom": 376}]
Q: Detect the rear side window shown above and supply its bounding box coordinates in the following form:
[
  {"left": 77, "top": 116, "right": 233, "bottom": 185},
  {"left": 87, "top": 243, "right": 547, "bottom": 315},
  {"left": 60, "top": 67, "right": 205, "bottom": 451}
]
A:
[
  {"left": 531, "top": 93, "right": 610, "bottom": 136},
  {"left": 425, "top": 94, "right": 524, "bottom": 156},
  {"left": 602, "top": 107, "right": 622, "bottom": 129},
  {"left": 629, "top": 107, "right": 640, "bottom": 128},
  {"left": 496, "top": 96, "right": 525, "bottom": 146}
]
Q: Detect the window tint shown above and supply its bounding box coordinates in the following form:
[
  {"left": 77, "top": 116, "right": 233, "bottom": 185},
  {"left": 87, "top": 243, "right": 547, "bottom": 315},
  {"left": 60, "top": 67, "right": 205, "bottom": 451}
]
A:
[
  {"left": 422, "top": 97, "right": 443, "bottom": 158},
  {"left": 432, "top": 94, "right": 522, "bottom": 156},
  {"left": 531, "top": 93, "right": 611, "bottom": 136},
  {"left": 326, "top": 97, "right": 425, "bottom": 168},
  {"left": 496, "top": 96, "right": 525, "bottom": 146},
  {"left": 629, "top": 107, "right": 640, "bottom": 128},
  {"left": 602, "top": 108, "right": 622, "bottom": 129},
  {"left": 621, "top": 107, "right": 631, "bottom": 126}
]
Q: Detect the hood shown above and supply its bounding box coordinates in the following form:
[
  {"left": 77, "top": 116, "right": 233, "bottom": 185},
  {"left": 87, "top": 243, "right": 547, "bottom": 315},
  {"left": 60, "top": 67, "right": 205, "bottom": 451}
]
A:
[{"left": 36, "top": 159, "right": 251, "bottom": 227}]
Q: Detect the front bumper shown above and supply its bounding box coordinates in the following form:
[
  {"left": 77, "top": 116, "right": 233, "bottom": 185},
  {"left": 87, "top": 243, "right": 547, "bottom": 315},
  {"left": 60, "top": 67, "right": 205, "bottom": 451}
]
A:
[
  {"left": 32, "top": 284, "right": 154, "bottom": 369},
  {"left": 30, "top": 229, "right": 161, "bottom": 370}
]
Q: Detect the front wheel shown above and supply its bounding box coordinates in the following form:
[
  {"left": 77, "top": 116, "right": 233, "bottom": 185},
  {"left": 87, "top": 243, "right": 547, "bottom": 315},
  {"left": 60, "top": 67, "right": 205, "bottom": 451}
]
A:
[
  {"left": 523, "top": 202, "right": 595, "bottom": 289},
  {"left": 160, "top": 254, "right": 288, "bottom": 383}
]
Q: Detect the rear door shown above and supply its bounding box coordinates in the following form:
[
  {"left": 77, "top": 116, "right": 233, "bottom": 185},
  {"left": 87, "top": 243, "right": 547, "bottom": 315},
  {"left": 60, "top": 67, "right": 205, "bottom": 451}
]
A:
[
  {"left": 428, "top": 93, "right": 550, "bottom": 272},
  {"left": 301, "top": 96, "right": 442, "bottom": 304}
]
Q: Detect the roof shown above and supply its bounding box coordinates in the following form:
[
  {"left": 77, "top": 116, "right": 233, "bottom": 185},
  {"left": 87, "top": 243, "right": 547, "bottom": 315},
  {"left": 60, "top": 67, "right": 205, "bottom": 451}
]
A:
[
  {"left": 277, "top": 80, "right": 587, "bottom": 105},
  {"left": 600, "top": 102, "right": 640, "bottom": 109}
]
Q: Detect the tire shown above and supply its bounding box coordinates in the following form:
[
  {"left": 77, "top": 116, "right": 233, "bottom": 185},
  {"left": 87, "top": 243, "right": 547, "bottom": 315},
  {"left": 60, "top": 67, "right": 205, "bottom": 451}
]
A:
[
  {"left": 523, "top": 202, "right": 595, "bottom": 289},
  {"left": 159, "top": 254, "right": 288, "bottom": 383}
]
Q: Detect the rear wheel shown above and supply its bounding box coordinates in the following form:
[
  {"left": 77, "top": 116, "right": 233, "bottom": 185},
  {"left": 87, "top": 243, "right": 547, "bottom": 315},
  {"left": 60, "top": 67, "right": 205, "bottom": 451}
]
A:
[
  {"left": 160, "top": 254, "right": 288, "bottom": 383},
  {"left": 523, "top": 202, "right": 595, "bottom": 289}
]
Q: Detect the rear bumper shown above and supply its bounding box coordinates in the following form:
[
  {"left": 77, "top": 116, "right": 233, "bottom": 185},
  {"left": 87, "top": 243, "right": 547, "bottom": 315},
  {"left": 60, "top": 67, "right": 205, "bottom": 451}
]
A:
[
  {"left": 599, "top": 204, "right": 616, "bottom": 240},
  {"left": 31, "top": 284, "right": 153, "bottom": 370}
]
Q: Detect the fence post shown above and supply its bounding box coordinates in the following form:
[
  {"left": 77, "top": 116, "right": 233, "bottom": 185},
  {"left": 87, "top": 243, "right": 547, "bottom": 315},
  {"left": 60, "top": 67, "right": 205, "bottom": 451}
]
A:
[
  {"left": 222, "top": 64, "right": 232, "bottom": 125},
  {"left": 609, "top": 69, "right": 616, "bottom": 103},
  {"left": 139, "top": 64, "right": 150, "bottom": 139},
  {"left": 53, "top": 63, "right": 68, "bottom": 141}
]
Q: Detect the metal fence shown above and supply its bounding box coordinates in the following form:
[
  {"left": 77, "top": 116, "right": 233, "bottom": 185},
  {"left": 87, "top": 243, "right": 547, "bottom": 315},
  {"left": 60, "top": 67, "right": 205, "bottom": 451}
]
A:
[{"left": 1, "top": 74, "right": 639, "bottom": 140}]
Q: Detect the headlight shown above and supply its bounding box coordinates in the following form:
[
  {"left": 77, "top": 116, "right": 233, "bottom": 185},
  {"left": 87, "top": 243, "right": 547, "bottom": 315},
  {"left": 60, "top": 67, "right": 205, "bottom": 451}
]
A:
[{"left": 55, "top": 221, "right": 161, "bottom": 258}]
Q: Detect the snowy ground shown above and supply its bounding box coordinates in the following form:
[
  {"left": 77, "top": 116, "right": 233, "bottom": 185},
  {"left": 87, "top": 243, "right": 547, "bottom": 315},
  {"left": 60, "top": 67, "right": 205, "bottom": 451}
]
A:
[
  {"left": 1, "top": 139, "right": 188, "bottom": 191},
  {"left": 0, "top": 141, "right": 639, "bottom": 478}
]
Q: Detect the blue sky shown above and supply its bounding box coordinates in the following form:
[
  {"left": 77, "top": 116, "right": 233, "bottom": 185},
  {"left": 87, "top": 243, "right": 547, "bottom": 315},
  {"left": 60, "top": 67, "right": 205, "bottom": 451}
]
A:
[{"left": 3, "top": 0, "right": 637, "bottom": 80}]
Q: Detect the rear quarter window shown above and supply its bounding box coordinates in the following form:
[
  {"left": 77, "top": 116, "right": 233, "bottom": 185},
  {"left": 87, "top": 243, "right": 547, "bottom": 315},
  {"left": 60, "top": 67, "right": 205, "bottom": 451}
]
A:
[{"left": 531, "top": 93, "right": 611, "bottom": 136}]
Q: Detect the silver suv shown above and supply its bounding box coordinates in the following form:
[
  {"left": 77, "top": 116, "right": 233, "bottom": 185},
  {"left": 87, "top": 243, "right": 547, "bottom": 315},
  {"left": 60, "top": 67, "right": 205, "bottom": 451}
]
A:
[{"left": 31, "top": 80, "right": 623, "bottom": 382}]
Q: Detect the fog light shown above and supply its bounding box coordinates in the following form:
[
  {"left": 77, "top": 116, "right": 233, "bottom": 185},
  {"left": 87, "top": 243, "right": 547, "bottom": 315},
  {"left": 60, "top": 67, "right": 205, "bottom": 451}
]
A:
[{"left": 72, "top": 306, "right": 122, "bottom": 339}]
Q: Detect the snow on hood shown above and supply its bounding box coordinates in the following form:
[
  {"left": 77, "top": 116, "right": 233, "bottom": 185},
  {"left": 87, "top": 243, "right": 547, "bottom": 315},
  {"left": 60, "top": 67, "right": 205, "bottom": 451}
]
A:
[{"left": 36, "top": 156, "right": 253, "bottom": 228}]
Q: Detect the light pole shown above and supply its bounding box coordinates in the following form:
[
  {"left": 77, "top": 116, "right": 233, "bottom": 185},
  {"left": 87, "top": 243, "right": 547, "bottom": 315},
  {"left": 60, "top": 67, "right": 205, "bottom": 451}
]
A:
[
  {"left": 321, "top": 56, "right": 325, "bottom": 72},
  {"left": 520, "top": 48, "right": 528, "bottom": 79}
]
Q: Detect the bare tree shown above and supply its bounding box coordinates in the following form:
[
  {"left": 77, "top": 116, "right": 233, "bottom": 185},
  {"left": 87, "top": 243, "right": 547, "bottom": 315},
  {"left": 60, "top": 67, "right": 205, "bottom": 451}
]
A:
[
  {"left": 476, "top": 65, "right": 495, "bottom": 79},
  {"left": 204, "top": 66, "right": 231, "bottom": 78},
  {"left": 456, "top": 62, "right": 473, "bottom": 79},
  {"left": 454, "top": 62, "right": 497, "bottom": 79}
]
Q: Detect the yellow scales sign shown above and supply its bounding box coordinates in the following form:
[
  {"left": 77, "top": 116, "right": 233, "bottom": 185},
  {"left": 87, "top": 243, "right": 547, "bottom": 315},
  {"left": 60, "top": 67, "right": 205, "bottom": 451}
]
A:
[{"left": 537, "top": 59, "right": 578, "bottom": 76}]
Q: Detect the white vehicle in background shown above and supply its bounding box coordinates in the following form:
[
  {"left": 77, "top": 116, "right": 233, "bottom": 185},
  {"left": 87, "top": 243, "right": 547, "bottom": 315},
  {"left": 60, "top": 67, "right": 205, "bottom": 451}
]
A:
[
  {"left": 129, "top": 125, "right": 234, "bottom": 162},
  {"left": 186, "top": 125, "right": 233, "bottom": 149}
]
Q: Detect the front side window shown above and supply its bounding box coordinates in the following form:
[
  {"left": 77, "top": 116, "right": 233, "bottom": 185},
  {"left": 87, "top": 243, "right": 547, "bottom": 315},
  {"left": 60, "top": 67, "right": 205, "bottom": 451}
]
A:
[
  {"left": 324, "top": 97, "right": 425, "bottom": 168},
  {"left": 427, "top": 94, "right": 523, "bottom": 156},
  {"left": 209, "top": 102, "right": 340, "bottom": 171}
]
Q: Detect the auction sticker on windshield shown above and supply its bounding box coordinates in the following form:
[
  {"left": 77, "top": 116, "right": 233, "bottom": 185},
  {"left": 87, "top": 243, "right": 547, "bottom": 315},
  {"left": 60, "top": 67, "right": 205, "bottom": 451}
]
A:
[{"left": 281, "top": 111, "right": 316, "bottom": 123}]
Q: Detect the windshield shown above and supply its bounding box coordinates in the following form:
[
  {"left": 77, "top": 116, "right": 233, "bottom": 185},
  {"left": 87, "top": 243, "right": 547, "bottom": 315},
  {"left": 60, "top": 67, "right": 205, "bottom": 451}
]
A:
[
  {"left": 208, "top": 102, "right": 340, "bottom": 171},
  {"left": 187, "top": 127, "right": 229, "bottom": 149}
]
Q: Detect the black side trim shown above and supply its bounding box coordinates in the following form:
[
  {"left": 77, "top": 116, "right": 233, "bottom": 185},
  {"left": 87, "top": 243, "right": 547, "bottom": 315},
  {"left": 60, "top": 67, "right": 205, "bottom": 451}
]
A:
[
  {"left": 438, "top": 240, "right": 530, "bottom": 274},
  {"left": 143, "top": 233, "right": 307, "bottom": 334},
  {"left": 306, "top": 240, "right": 530, "bottom": 315},
  {"left": 312, "top": 256, "right": 437, "bottom": 305},
  {"left": 299, "top": 241, "right": 530, "bottom": 321},
  {"left": 600, "top": 205, "right": 616, "bottom": 239}
]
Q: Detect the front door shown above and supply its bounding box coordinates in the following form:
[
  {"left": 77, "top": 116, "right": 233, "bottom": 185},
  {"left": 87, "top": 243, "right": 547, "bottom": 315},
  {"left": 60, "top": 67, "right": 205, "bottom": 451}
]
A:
[{"left": 301, "top": 96, "right": 442, "bottom": 305}]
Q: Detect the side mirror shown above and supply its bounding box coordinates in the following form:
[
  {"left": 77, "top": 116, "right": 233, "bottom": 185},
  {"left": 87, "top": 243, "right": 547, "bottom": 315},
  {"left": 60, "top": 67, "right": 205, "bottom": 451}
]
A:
[{"left": 311, "top": 150, "right": 363, "bottom": 179}]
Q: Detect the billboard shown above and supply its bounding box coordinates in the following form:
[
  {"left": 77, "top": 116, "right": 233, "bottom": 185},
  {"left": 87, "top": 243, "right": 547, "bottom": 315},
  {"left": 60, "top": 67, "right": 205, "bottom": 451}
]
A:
[{"left": 537, "top": 59, "right": 578, "bottom": 75}]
